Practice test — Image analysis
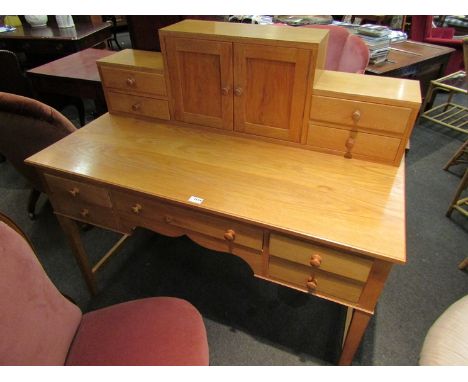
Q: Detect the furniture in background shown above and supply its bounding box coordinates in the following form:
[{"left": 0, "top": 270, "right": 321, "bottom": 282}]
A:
[
  {"left": 0, "top": 212, "right": 209, "bottom": 366},
  {"left": 0, "top": 92, "right": 77, "bottom": 219},
  {"left": 0, "top": 19, "right": 111, "bottom": 69},
  {"left": 27, "top": 48, "right": 115, "bottom": 118},
  {"left": 300, "top": 25, "right": 369, "bottom": 73},
  {"left": 26, "top": 21, "right": 421, "bottom": 365},
  {"left": 365, "top": 40, "right": 454, "bottom": 98},
  {"left": 410, "top": 16, "right": 464, "bottom": 75},
  {"left": 419, "top": 295, "right": 468, "bottom": 365}
]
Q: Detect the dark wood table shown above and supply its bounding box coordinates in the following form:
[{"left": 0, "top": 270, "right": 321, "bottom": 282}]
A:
[
  {"left": 365, "top": 40, "right": 455, "bottom": 97},
  {"left": 27, "top": 48, "right": 115, "bottom": 117},
  {"left": 0, "top": 21, "right": 112, "bottom": 68}
]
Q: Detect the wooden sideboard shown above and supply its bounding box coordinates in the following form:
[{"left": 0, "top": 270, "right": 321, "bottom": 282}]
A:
[{"left": 26, "top": 20, "right": 421, "bottom": 365}]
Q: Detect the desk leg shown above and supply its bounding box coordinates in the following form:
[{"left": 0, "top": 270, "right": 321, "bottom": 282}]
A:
[
  {"left": 338, "top": 309, "right": 372, "bottom": 365},
  {"left": 55, "top": 214, "right": 97, "bottom": 295}
]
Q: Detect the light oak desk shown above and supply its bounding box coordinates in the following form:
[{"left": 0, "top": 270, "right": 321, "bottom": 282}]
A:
[{"left": 27, "top": 113, "right": 405, "bottom": 365}]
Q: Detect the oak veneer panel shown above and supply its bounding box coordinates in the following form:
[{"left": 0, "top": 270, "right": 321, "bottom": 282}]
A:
[
  {"left": 160, "top": 19, "right": 329, "bottom": 49},
  {"left": 97, "top": 49, "right": 165, "bottom": 73},
  {"left": 307, "top": 124, "right": 401, "bottom": 162},
  {"left": 26, "top": 113, "right": 406, "bottom": 264},
  {"left": 269, "top": 233, "right": 373, "bottom": 283}
]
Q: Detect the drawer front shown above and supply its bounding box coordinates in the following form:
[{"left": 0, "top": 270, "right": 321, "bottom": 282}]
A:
[
  {"left": 269, "top": 233, "right": 373, "bottom": 283},
  {"left": 100, "top": 66, "right": 166, "bottom": 96},
  {"left": 310, "top": 95, "right": 411, "bottom": 135},
  {"left": 269, "top": 256, "right": 364, "bottom": 303},
  {"left": 112, "top": 191, "right": 264, "bottom": 250},
  {"left": 107, "top": 91, "right": 170, "bottom": 120},
  {"left": 307, "top": 123, "right": 401, "bottom": 162},
  {"left": 44, "top": 174, "right": 112, "bottom": 208},
  {"left": 51, "top": 197, "right": 120, "bottom": 230}
]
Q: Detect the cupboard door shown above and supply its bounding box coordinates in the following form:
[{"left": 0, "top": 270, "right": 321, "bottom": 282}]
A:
[
  {"left": 165, "top": 37, "right": 233, "bottom": 130},
  {"left": 233, "top": 44, "right": 311, "bottom": 142}
]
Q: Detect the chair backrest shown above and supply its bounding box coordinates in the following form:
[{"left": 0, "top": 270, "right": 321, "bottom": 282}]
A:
[
  {"left": 0, "top": 92, "right": 77, "bottom": 192},
  {"left": 0, "top": 212, "right": 82, "bottom": 365},
  {"left": 302, "top": 25, "right": 370, "bottom": 74},
  {"left": 0, "top": 50, "right": 34, "bottom": 97}
]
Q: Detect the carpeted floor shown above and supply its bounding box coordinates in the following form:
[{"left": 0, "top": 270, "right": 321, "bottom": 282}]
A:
[{"left": 1, "top": 58, "right": 467, "bottom": 365}]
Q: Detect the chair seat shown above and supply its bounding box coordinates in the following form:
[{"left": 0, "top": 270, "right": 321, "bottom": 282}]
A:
[{"left": 65, "top": 297, "right": 209, "bottom": 366}]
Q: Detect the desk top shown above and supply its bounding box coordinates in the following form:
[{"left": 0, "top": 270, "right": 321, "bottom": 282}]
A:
[
  {"left": 27, "top": 114, "right": 406, "bottom": 264},
  {"left": 27, "top": 48, "right": 114, "bottom": 82},
  {"left": 366, "top": 40, "right": 455, "bottom": 75},
  {"left": 0, "top": 22, "right": 111, "bottom": 41}
]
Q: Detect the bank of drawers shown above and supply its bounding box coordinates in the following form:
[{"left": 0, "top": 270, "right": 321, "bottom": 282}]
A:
[
  {"left": 44, "top": 174, "right": 120, "bottom": 231},
  {"left": 268, "top": 232, "right": 373, "bottom": 303},
  {"left": 308, "top": 95, "right": 413, "bottom": 165},
  {"left": 98, "top": 51, "right": 170, "bottom": 121}
]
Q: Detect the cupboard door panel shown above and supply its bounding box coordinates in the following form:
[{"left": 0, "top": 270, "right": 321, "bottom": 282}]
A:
[
  {"left": 234, "top": 44, "right": 310, "bottom": 142},
  {"left": 165, "top": 37, "right": 233, "bottom": 130}
]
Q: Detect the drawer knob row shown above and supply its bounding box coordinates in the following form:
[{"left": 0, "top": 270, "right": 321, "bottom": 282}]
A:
[
  {"left": 306, "top": 276, "right": 318, "bottom": 290},
  {"left": 80, "top": 208, "right": 89, "bottom": 218},
  {"left": 221, "top": 86, "right": 230, "bottom": 96},
  {"left": 131, "top": 103, "right": 141, "bottom": 112},
  {"left": 68, "top": 187, "right": 80, "bottom": 197},
  {"left": 126, "top": 77, "right": 136, "bottom": 87},
  {"left": 131, "top": 204, "right": 142, "bottom": 214},
  {"left": 234, "top": 87, "right": 243, "bottom": 97},
  {"left": 309, "top": 254, "right": 322, "bottom": 267},
  {"left": 352, "top": 110, "right": 361, "bottom": 123},
  {"left": 223, "top": 229, "right": 236, "bottom": 241}
]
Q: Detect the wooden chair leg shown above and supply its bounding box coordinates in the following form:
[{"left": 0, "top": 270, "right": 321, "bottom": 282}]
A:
[
  {"left": 444, "top": 140, "right": 468, "bottom": 171},
  {"left": 446, "top": 169, "right": 468, "bottom": 217},
  {"left": 27, "top": 188, "right": 41, "bottom": 220}
]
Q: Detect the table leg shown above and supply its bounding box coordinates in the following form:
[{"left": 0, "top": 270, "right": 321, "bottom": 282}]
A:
[
  {"left": 55, "top": 214, "right": 97, "bottom": 295},
  {"left": 338, "top": 309, "right": 372, "bottom": 365}
]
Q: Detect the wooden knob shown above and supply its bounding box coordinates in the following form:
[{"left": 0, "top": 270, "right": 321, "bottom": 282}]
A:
[
  {"left": 309, "top": 254, "right": 322, "bottom": 267},
  {"left": 223, "top": 229, "right": 236, "bottom": 241},
  {"left": 164, "top": 215, "right": 173, "bottom": 224},
  {"left": 221, "top": 86, "right": 230, "bottom": 95},
  {"left": 80, "top": 208, "right": 89, "bottom": 218},
  {"left": 131, "top": 103, "right": 141, "bottom": 112},
  {"left": 126, "top": 77, "right": 136, "bottom": 87},
  {"left": 352, "top": 110, "right": 361, "bottom": 123},
  {"left": 306, "top": 276, "right": 318, "bottom": 290},
  {"left": 131, "top": 203, "right": 142, "bottom": 214},
  {"left": 345, "top": 137, "right": 355, "bottom": 150},
  {"left": 68, "top": 187, "right": 79, "bottom": 197},
  {"left": 234, "top": 87, "right": 243, "bottom": 96}
]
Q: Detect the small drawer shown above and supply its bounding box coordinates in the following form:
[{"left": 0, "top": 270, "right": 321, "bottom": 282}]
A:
[
  {"left": 44, "top": 174, "right": 112, "bottom": 208},
  {"left": 100, "top": 67, "right": 166, "bottom": 96},
  {"left": 112, "top": 191, "right": 264, "bottom": 250},
  {"left": 310, "top": 95, "right": 411, "bottom": 135},
  {"left": 51, "top": 197, "right": 120, "bottom": 231},
  {"left": 307, "top": 123, "right": 401, "bottom": 162},
  {"left": 269, "top": 233, "right": 373, "bottom": 283},
  {"left": 269, "top": 256, "right": 364, "bottom": 303},
  {"left": 107, "top": 91, "right": 170, "bottom": 120}
]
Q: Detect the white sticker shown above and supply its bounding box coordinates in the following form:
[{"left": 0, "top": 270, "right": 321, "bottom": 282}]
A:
[{"left": 188, "top": 196, "right": 204, "bottom": 204}]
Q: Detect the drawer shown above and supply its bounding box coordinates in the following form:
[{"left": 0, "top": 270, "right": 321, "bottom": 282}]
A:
[
  {"left": 112, "top": 191, "right": 264, "bottom": 250},
  {"left": 310, "top": 95, "right": 412, "bottom": 135},
  {"left": 44, "top": 174, "right": 112, "bottom": 208},
  {"left": 100, "top": 66, "right": 167, "bottom": 97},
  {"left": 307, "top": 123, "right": 401, "bottom": 162},
  {"left": 107, "top": 91, "right": 170, "bottom": 120},
  {"left": 269, "top": 256, "right": 364, "bottom": 303},
  {"left": 51, "top": 197, "right": 120, "bottom": 230},
  {"left": 269, "top": 233, "right": 373, "bottom": 283}
]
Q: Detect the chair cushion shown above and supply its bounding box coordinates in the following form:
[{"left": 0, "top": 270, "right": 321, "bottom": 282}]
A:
[
  {"left": 419, "top": 295, "right": 468, "bottom": 365},
  {"left": 0, "top": 221, "right": 82, "bottom": 365},
  {"left": 66, "top": 297, "right": 209, "bottom": 366}
]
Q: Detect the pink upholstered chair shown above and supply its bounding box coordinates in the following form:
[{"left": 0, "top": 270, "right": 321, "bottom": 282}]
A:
[
  {"left": 0, "top": 92, "right": 77, "bottom": 219},
  {"left": 0, "top": 212, "right": 209, "bottom": 365},
  {"left": 302, "top": 25, "right": 370, "bottom": 74}
]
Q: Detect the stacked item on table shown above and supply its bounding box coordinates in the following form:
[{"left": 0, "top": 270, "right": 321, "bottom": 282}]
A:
[{"left": 356, "top": 24, "right": 392, "bottom": 64}]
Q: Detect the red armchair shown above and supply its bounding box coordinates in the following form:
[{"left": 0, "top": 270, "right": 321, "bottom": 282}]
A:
[{"left": 411, "top": 16, "right": 464, "bottom": 75}]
